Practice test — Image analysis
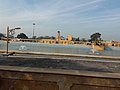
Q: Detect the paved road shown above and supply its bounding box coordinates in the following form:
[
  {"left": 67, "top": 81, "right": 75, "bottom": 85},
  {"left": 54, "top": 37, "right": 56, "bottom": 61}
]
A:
[{"left": 0, "top": 54, "right": 120, "bottom": 73}]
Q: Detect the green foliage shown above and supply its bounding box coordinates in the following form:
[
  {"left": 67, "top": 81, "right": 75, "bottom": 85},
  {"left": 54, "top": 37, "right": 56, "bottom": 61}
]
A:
[
  {"left": 75, "top": 37, "right": 80, "bottom": 41},
  {"left": 0, "top": 33, "right": 5, "bottom": 38},
  {"left": 81, "top": 38, "right": 87, "bottom": 42},
  {"left": 17, "top": 33, "right": 28, "bottom": 39},
  {"left": 32, "top": 36, "right": 36, "bottom": 39},
  {"left": 37, "top": 36, "right": 55, "bottom": 39},
  {"left": 90, "top": 32, "right": 101, "bottom": 42}
]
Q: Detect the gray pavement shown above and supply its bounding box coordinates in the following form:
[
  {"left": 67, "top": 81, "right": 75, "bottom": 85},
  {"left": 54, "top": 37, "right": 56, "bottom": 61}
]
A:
[{"left": 0, "top": 54, "right": 120, "bottom": 73}]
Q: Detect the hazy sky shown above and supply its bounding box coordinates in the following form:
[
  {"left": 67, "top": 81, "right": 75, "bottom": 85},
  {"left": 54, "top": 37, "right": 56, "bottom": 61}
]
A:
[{"left": 0, "top": 0, "right": 120, "bottom": 41}]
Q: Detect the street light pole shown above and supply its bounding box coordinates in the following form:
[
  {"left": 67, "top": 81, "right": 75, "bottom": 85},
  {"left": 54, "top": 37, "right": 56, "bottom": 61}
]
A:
[
  {"left": 33, "top": 23, "right": 35, "bottom": 39},
  {"left": 6, "top": 26, "right": 21, "bottom": 54},
  {"left": 6, "top": 26, "right": 9, "bottom": 54}
]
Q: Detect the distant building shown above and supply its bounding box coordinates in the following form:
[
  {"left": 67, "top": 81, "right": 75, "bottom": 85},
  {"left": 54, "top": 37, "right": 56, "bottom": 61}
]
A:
[
  {"left": 67, "top": 35, "right": 73, "bottom": 41},
  {"left": 39, "top": 32, "right": 81, "bottom": 45}
]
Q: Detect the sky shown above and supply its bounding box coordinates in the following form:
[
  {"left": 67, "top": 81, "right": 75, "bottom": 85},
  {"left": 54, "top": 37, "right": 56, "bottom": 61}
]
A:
[{"left": 0, "top": 0, "right": 120, "bottom": 41}]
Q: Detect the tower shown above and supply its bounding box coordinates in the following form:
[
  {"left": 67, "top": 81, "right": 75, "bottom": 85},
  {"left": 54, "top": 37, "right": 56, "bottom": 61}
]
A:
[{"left": 56, "top": 31, "right": 61, "bottom": 43}]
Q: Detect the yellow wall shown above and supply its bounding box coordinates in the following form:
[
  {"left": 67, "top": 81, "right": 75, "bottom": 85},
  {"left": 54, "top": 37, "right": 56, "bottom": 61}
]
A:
[{"left": 67, "top": 35, "right": 73, "bottom": 41}]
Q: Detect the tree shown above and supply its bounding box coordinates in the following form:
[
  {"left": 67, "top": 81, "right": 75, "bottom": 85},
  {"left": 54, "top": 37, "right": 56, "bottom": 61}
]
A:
[
  {"left": 32, "top": 36, "right": 36, "bottom": 39},
  {"left": 0, "top": 33, "right": 5, "bottom": 40},
  {"left": 75, "top": 37, "right": 80, "bottom": 41},
  {"left": 81, "top": 38, "right": 87, "bottom": 42},
  {"left": 0, "top": 33, "right": 5, "bottom": 38},
  {"left": 90, "top": 32, "right": 101, "bottom": 43},
  {"left": 17, "top": 33, "right": 28, "bottom": 39}
]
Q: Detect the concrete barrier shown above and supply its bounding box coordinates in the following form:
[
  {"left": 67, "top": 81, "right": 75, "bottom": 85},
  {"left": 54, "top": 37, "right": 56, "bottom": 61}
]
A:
[{"left": 0, "top": 66, "right": 120, "bottom": 90}]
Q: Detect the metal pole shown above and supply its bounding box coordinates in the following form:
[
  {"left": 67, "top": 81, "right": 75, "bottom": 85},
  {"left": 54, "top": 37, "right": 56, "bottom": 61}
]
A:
[
  {"left": 6, "top": 26, "right": 9, "bottom": 54},
  {"left": 33, "top": 23, "right": 35, "bottom": 38},
  {"left": 6, "top": 26, "right": 21, "bottom": 54}
]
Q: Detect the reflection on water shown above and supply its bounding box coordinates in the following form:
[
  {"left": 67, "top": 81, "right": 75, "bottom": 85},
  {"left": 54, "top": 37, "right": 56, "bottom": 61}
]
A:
[
  {"left": 0, "top": 41, "right": 120, "bottom": 57},
  {"left": 89, "top": 49, "right": 100, "bottom": 55},
  {"left": 19, "top": 45, "right": 27, "bottom": 51}
]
